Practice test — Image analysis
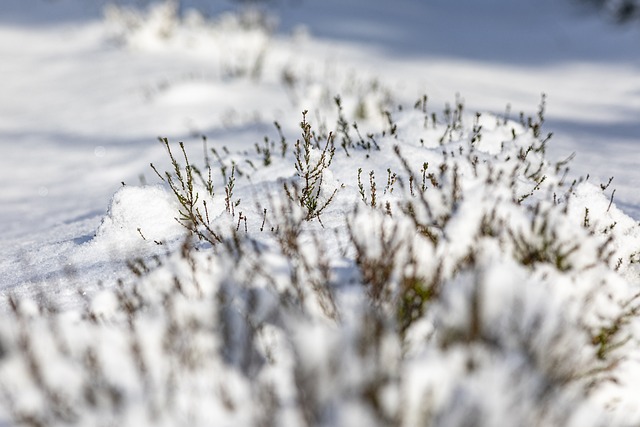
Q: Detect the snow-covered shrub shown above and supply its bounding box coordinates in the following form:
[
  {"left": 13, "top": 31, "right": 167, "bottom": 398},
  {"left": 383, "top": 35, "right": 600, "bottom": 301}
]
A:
[
  {"left": 1, "top": 97, "right": 640, "bottom": 426},
  {"left": 104, "top": 0, "right": 276, "bottom": 79}
]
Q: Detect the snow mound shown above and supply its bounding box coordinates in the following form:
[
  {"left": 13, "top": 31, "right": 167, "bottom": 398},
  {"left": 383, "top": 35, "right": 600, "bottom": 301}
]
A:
[{"left": 94, "top": 185, "right": 184, "bottom": 249}]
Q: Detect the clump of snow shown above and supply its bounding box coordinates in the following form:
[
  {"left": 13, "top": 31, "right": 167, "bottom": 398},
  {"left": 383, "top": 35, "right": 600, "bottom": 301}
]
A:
[{"left": 94, "top": 184, "right": 184, "bottom": 250}]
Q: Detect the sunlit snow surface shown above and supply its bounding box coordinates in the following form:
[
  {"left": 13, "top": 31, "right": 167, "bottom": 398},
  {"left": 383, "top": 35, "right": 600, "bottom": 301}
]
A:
[{"left": 0, "top": 0, "right": 639, "bottom": 426}]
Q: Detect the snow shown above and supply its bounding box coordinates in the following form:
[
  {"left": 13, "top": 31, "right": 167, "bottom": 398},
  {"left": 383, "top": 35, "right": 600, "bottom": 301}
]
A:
[
  {"left": 1, "top": 0, "right": 640, "bottom": 425},
  {"left": 94, "top": 184, "right": 183, "bottom": 248}
]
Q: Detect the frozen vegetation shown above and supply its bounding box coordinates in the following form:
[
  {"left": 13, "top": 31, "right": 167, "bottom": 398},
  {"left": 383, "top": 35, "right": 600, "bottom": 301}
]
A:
[{"left": 1, "top": 0, "right": 640, "bottom": 426}]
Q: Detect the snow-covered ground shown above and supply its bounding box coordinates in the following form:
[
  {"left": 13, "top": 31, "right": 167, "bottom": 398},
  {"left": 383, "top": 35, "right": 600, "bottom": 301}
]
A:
[
  {"left": 0, "top": 0, "right": 639, "bottom": 425},
  {"left": 1, "top": 0, "right": 639, "bottom": 294}
]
